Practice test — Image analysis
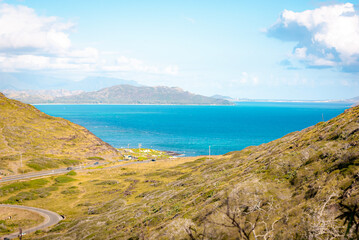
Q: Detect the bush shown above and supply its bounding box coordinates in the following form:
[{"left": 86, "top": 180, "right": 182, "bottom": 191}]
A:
[
  {"left": 61, "top": 186, "right": 80, "bottom": 195},
  {"left": 27, "top": 158, "right": 80, "bottom": 171},
  {"left": 66, "top": 170, "right": 77, "bottom": 176},
  {"left": 7, "top": 191, "right": 38, "bottom": 202},
  {"left": 0, "top": 179, "right": 48, "bottom": 197},
  {"left": 87, "top": 157, "right": 104, "bottom": 160},
  {"left": 27, "top": 157, "right": 59, "bottom": 170},
  {"left": 55, "top": 176, "right": 76, "bottom": 183},
  {"left": 95, "top": 180, "right": 119, "bottom": 185},
  {"left": 31, "top": 186, "right": 58, "bottom": 198}
]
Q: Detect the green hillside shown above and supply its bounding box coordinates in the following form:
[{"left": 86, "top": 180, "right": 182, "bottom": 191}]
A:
[
  {"left": 2, "top": 105, "right": 357, "bottom": 239},
  {"left": 0, "top": 93, "right": 120, "bottom": 174}
]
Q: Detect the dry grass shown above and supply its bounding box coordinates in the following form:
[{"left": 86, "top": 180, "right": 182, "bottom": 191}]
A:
[{"left": 0, "top": 206, "right": 44, "bottom": 234}]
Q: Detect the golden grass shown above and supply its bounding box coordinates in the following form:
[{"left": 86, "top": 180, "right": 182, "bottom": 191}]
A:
[{"left": 0, "top": 206, "right": 44, "bottom": 234}]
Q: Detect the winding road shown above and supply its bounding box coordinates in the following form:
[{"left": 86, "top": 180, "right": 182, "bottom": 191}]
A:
[
  {"left": 0, "top": 160, "right": 151, "bottom": 183},
  {"left": 0, "top": 160, "right": 154, "bottom": 239},
  {"left": 0, "top": 204, "right": 63, "bottom": 239}
]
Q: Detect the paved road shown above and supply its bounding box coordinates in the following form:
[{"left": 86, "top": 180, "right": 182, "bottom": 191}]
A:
[
  {"left": 0, "top": 161, "right": 109, "bottom": 183},
  {"left": 0, "top": 204, "right": 63, "bottom": 239},
  {"left": 0, "top": 160, "right": 154, "bottom": 183}
]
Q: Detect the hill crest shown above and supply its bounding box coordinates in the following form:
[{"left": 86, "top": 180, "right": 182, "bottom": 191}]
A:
[
  {"left": 44, "top": 85, "right": 233, "bottom": 105},
  {"left": 0, "top": 93, "right": 120, "bottom": 174}
]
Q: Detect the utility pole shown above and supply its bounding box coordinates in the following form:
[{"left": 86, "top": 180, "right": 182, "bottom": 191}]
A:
[
  {"left": 128, "top": 143, "right": 130, "bottom": 149},
  {"left": 18, "top": 227, "right": 23, "bottom": 240},
  {"left": 138, "top": 143, "right": 141, "bottom": 151},
  {"left": 208, "top": 145, "right": 211, "bottom": 160},
  {"left": 20, "top": 153, "right": 23, "bottom": 174}
]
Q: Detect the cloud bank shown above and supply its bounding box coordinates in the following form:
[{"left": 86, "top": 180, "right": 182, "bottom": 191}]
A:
[
  {"left": 0, "top": 3, "right": 177, "bottom": 75},
  {"left": 0, "top": 3, "right": 73, "bottom": 53},
  {"left": 267, "top": 3, "right": 359, "bottom": 72}
]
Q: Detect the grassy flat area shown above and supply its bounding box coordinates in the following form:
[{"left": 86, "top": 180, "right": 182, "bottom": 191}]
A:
[{"left": 0, "top": 207, "right": 44, "bottom": 235}]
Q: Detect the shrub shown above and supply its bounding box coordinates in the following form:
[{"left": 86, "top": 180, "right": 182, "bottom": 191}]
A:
[
  {"left": 61, "top": 186, "right": 80, "bottom": 195},
  {"left": 55, "top": 176, "right": 76, "bottom": 183},
  {"left": 26, "top": 158, "right": 80, "bottom": 170},
  {"left": 95, "top": 180, "right": 119, "bottom": 185},
  {"left": 0, "top": 179, "right": 48, "bottom": 197},
  {"left": 7, "top": 191, "right": 38, "bottom": 202},
  {"left": 66, "top": 170, "right": 77, "bottom": 176},
  {"left": 87, "top": 157, "right": 104, "bottom": 160}
]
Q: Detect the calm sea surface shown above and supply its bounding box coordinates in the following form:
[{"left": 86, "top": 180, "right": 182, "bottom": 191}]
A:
[{"left": 36, "top": 102, "right": 351, "bottom": 156}]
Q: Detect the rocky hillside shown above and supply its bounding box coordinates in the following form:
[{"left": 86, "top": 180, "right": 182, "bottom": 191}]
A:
[
  {"left": 0, "top": 93, "right": 120, "bottom": 174},
  {"left": 16, "top": 105, "right": 358, "bottom": 239},
  {"left": 34, "top": 85, "right": 232, "bottom": 105}
]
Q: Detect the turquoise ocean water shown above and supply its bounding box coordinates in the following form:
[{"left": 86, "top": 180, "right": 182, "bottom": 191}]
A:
[{"left": 36, "top": 102, "right": 351, "bottom": 156}]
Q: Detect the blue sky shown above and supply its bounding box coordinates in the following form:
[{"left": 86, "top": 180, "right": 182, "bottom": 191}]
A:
[{"left": 0, "top": 0, "right": 358, "bottom": 100}]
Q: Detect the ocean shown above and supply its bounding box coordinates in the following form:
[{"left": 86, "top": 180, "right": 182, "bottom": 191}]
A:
[{"left": 36, "top": 102, "right": 351, "bottom": 156}]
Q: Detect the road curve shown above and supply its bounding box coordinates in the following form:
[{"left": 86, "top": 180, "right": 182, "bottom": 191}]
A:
[{"left": 0, "top": 204, "right": 63, "bottom": 239}]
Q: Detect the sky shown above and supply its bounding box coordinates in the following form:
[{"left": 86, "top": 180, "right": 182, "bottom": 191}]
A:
[{"left": 0, "top": 0, "right": 359, "bottom": 100}]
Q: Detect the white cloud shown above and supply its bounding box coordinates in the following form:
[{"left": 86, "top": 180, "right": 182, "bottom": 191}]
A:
[
  {"left": 267, "top": 3, "right": 359, "bottom": 71},
  {"left": 0, "top": 3, "right": 179, "bottom": 77},
  {"left": 293, "top": 47, "right": 336, "bottom": 67},
  {"left": 0, "top": 54, "right": 95, "bottom": 72},
  {"left": 103, "top": 56, "right": 178, "bottom": 75},
  {"left": 231, "top": 72, "right": 259, "bottom": 86},
  {"left": 0, "top": 3, "right": 73, "bottom": 53}
]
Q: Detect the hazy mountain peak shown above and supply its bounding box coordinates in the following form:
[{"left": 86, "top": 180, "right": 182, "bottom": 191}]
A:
[{"left": 50, "top": 85, "right": 233, "bottom": 105}]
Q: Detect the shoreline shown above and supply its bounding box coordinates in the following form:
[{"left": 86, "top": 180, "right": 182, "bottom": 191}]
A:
[
  {"left": 163, "top": 150, "right": 184, "bottom": 157},
  {"left": 31, "top": 101, "right": 355, "bottom": 106},
  {"left": 32, "top": 103, "right": 234, "bottom": 106}
]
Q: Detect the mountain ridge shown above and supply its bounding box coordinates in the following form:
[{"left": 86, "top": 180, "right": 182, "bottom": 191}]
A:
[
  {"left": 5, "top": 85, "right": 233, "bottom": 105},
  {"left": 0, "top": 92, "right": 121, "bottom": 174}
]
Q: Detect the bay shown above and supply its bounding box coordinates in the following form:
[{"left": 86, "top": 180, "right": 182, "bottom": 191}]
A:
[{"left": 36, "top": 102, "right": 351, "bottom": 156}]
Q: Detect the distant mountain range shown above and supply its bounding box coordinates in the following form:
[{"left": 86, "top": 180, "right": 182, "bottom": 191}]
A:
[
  {"left": 1, "top": 73, "right": 232, "bottom": 105},
  {"left": 347, "top": 96, "right": 359, "bottom": 106},
  {"left": 1, "top": 72, "right": 357, "bottom": 105},
  {"left": 19, "top": 85, "right": 232, "bottom": 105},
  {"left": 213, "top": 95, "right": 359, "bottom": 105},
  {"left": 3, "top": 89, "right": 84, "bottom": 103},
  {"left": 234, "top": 97, "right": 359, "bottom": 105},
  {"left": 210, "top": 95, "right": 234, "bottom": 101}
]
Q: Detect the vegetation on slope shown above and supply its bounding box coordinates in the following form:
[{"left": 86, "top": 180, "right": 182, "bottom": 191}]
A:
[
  {"left": 0, "top": 105, "right": 357, "bottom": 239},
  {"left": 0, "top": 93, "right": 121, "bottom": 175}
]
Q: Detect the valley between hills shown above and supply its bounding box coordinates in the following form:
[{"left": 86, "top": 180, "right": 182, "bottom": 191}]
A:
[{"left": 0, "top": 93, "right": 359, "bottom": 239}]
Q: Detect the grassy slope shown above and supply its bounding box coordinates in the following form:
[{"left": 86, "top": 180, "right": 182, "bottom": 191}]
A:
[
  {"left": 0, "top": 106, "right": 358, "bottom": 239},
  {"left": 0, "top": 93, "right": 121, "bottom": 174}
]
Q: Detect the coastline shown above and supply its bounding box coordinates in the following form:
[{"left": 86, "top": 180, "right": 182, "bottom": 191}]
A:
[{"left": 32, "top": 103, "right": 235, "bottom": 106}]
